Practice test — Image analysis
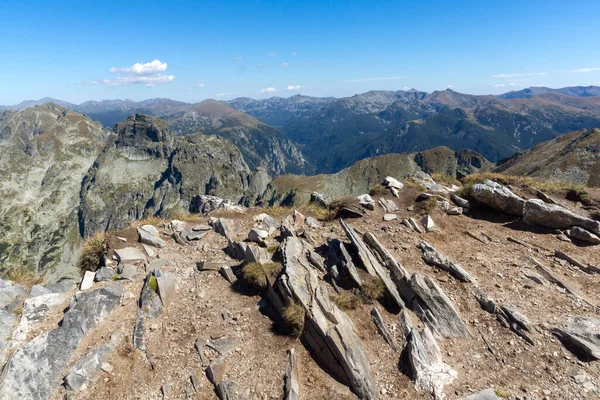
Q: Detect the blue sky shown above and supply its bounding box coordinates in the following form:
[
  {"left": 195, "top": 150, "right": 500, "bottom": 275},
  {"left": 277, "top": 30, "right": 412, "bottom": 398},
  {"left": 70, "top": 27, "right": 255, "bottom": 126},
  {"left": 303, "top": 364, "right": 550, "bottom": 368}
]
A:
[{"left": 1, "top": 0, "right": 599, "bottom": 104}]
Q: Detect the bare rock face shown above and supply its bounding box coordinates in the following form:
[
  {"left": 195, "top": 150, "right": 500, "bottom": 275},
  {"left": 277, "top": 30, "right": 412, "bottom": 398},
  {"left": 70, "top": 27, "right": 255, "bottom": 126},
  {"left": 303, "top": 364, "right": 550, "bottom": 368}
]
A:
[
  {"left": 470, "top": 180, "right": 525, "bottom": 216},
  {"left": 418, "top": 241, "right": 474, "bottom": 282},
  {"left": 523, "top": 199, "right": 600, "bottom": 234},
  {"left": 410, "top": 274, "right": 471, "bottom": 339},
  {"left": 567, "top": 227, "right": 600, "bottom": 244},
  {"left": 277, "top": 236, "right": 379, "bottom": 400},
  {"left": 0, "top": 285, "right": 122, "bottom": 399},
  {"left": 400, "top": 310, "right": 457, "bottom": 400}
]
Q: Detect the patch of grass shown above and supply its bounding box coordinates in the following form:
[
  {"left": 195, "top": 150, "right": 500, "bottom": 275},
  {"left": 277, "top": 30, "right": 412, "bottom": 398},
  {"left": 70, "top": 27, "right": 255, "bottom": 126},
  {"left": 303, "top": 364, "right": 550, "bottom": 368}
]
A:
[
  {"left": 457, "top": 182, "right": 475, "bottom": 199},
  {"left": 147, "top": 275, "right": 158, "bottom": 292},
  {"left": 566, "top": 186, "right": 591, "bottom": 205},
  {"left": 267, "top": 245, "right": 280, "bottom": 254},
  {"left": 431, "top": 173, "right": 460, "bottom": 186},
  {"left": 327, "top": 196, "right": 361, "bottom": 220},
  {"left": 242, "top": 262, "right": 283, "bottom": 289},
  {"left": 167, "top": 209, "right": 201, "bottom": 222},
  {"left": 112, "top": 273, "right": 119, "bottom": 280},
  {"left": 415, "top": 197, "right": 438, "bottom": 215},
  {"left": 283, "top": 302, "right": 305, "bottom": 338},
  {"left": 361, "top": 277, "right": 386, "bottom": 301},
  {"left": 12, "top": 305, "right": 23, "bottom": 318},
  {"left": 78, "top": 231, "right": 107, "bottom": 273},
  {"left": 461, "top": 173, "right": 579, "bottom": 192},
  {"left": 369, "top": 184, "right": 389, "bottom": 197},
  {"left": 3, "top": 267, "right": 44, "bottom": 287},
  {"left": 331, "top": 291, "right": 361, "bottom": 310},
  {"left": 494, "top": 388, "right": 511, "bottom": 398}
]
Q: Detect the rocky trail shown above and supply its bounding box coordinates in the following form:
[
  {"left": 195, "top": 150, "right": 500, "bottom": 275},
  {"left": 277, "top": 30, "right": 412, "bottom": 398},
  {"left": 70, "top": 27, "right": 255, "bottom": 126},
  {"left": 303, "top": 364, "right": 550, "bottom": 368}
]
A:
[{"left": 0, "top": 173, "right": 599, "bottom": 400}]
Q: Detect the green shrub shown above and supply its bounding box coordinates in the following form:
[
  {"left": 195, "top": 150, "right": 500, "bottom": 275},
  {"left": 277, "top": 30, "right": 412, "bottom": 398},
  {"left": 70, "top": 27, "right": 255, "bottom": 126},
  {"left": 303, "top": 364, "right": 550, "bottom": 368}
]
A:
[{"left": 148, "top": 275, "right": 158, "bottom": 292}]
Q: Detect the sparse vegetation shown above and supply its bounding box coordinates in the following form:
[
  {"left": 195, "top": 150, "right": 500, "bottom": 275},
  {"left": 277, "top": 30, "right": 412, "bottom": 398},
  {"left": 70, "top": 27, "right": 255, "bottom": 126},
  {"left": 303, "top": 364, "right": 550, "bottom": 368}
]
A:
[
  {"left": 361, "top": 277, "right": 386, "bottom": 300},
  {"left": 167, "top": 209, "right": 201, "bottom": 222},
  {"left": 566, "top": 186, "right": 591, "bottom": 205},
  {"left": 2, "top": 267, "right": 44, "bottom": 288},
  {"left": 147, "top": 275, "right": 158, "bottom": 292},
  {"left": 431, "top": 173, "right": 460, "bottom": 186},
  {"left": 461, "top": 173, "right": 580, "bottom": 192},
  {"left": 457, "top": 182, "right": 475, "bottom": 199},
  {"left": 267, "top": 245, "right": 280, "bottom": 254},
  {"left": 242, "top": 261, "right": 282, "bottom": 289},
  {"left": 369, "top": 184, "right": 389, "bottom": 197},
  {"left": 331, "top": 291, "right": 361, "bottom": 310},
  {"left": 283, "top": 302, "right": 305, "bottom": 338},
  {"left": 494, "top": 388, "right": 511, "bottom": 398},
  {"left": 134, "top": 216, "right": 168, "bottom": 228},
  {"left": 78, "top": 231, "right": 107, "bottom": 273},
  {"left": 415, "top": 197, "right": 438, "bottom": 215}
]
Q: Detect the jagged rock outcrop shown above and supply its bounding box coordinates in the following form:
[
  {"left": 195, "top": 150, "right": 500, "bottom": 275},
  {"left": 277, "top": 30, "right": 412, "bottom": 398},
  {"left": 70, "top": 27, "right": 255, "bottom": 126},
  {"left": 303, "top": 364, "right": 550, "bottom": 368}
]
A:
[
  {"left": 522, "top": 199, "right": 600, "bottom": 234},
  {"left": 79, "top": 114, "right": 252, "bottom": 237},
  {"left": 552, "top": 317, "right": 600, "bottom": 360},
  {"left": 418, "top": 241, "right": 474, "bottom": 282},
  {"left": 0, "top": 104, "right": 109, "bottom": 278},
  {"left": 0, "top": 284, "right": 122, "bottom": 399},
  {"left": 274, "top": 236, "right": 379, "bottom": 399}
]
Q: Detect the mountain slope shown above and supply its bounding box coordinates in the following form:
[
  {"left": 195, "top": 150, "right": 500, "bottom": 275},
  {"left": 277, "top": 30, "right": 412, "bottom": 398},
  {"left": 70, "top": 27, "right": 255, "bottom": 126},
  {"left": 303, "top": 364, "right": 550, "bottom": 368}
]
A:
[
  {"left": 0, "top": 104, "right": 109, "bottom": 277},
  {"left": 165, "top": 100, "right": 310, "bottom": 175},
  {"left": 497, "top": 85, "right": 600, "bottom": 99},
  {"left": 495, "top": 128, "right": 600, "bottom": 187}
]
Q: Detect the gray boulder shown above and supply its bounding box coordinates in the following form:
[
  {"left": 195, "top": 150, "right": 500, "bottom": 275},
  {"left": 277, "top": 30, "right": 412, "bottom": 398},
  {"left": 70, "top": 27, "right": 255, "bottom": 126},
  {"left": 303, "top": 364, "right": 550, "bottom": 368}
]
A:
[
  {"left": 0, "top": 280, "right": 27, "bottom": 312},
  {"left": 95, "top": 267, "right": 116, "bottom": 282},
  {"left": 64, "top": 332, "right": 120, "bottom": 391},
  {"left": 458, "top": 389, "right": 500, "bottom": 400},
  {"left": 523, "top": 199, "right": 600, "bottom": 234},
  {"left": 248, "top": 228, "right": 268, "bottom": 246},
  {"left": 357, "top": 194, "right": 375, "bottom": 210},
  {"left": 0, "top": 284, "right": 122, "bottom": 400},
  {"left": 567, "top": 227, "right": 600, "bottom": 244},
  {"left": 284, "top": 348, "right": 300, "bottom": 400},
  {"left": 114, "top": 247, "right": 147, "bottom": 263},
  {"left": 470, "top": 180, "right": 525, "bottom": 216},
  {"left": 209, "top": 218, "right": 237, "bottom": 241}
]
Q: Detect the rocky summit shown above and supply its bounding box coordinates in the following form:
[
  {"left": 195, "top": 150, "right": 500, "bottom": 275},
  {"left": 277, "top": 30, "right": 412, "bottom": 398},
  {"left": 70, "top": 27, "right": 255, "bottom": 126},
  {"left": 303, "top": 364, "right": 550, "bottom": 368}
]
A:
[{"left": 0, "top": 172, "right": 599, "bottom": 400}]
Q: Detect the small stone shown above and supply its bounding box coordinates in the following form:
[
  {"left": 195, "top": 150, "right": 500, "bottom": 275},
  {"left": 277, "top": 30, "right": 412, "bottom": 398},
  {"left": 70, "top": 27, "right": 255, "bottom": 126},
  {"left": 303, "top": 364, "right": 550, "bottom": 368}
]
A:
[
  {"left": 383, "top": 214, "right": 397, "bottom": 221},
  {"left": 80, "top": 271, "right": 95, "bottom": 290},
  {"left": 220, "top": 266, "right": 236, "bottom": 284}
]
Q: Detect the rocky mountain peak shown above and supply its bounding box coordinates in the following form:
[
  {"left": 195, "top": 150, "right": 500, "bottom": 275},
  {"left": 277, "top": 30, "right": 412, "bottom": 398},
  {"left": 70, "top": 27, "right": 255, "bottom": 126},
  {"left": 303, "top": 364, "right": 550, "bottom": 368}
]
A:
[{"left": 114, "top": 113, "right": 174, "bottom": 146}]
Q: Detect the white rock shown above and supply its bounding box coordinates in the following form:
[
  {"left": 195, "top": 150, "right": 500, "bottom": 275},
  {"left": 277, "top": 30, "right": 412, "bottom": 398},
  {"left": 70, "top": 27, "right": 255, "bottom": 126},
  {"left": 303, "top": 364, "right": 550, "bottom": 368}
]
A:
[
  {"left": 383, "top": 214, "right": 398, "bottom": 221},
  {"left": 140, "top": 225, "right": 160, "bottom": 236},
  {"left": 80, "top": 271, "right": 95, "bottom": 290},
  {"left": 142, "top": 244, "right": 156, "bottom": 258},
  {"left": 114, "top": 247, "right": 147, "bottom": 263},
  {"left": 384, "top": 176, "right": 404, "bottom": 190},
  {"left": 421, "top": 216, "right": 438, "bottom": 233}
]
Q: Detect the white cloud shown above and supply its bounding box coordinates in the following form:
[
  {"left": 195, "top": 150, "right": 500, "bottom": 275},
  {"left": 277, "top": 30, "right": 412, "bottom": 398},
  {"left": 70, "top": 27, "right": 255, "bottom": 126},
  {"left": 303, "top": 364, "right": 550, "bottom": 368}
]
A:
[
  {"left": 492, "top": 72, "right": 547, "bottom": 78},
  {"left": 197, "top": 83, "right": 205, "bottom": 88},
  {"left": 343, "top": 76, "right": 403, "bottom": 82},
  {"left": 105, "top": 59, "right": 174, "bottom": 86},
  {"left": 110, "top": 60, "right": 168, "bottom": 75},
  {"left": 447, "top": 84, "right": 454, "bottom": 88},
  {"left": 232, "top": 56, "right": 245, "bottom": 61},
  {"left": 103, "top": 74, "right": 175, "bottom": 86},
  {"left": 568, "top": 67, "right": 600, "bottom": 73},
  {"left": 281, "top": 62, "right": 290, "bottom": 67},
  {"left": 268, "top": 52, "right": 276, "bottom": 57},
  {"left": 287, "top": 85, "right": 303, "bottom": 91},
  {"left": 291, "top": 52, "right": 297, "bottom": 56},
  {"left": 260, "top": 87, "right": 277, "bottom": 93}
]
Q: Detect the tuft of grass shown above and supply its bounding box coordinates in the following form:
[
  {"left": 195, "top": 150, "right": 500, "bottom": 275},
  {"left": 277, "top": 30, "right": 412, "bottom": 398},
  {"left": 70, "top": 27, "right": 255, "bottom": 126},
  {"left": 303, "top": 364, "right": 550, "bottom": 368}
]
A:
[
  {"left": 78, "top": 232, "right": 107, "bottom": 273},
  {"left": 147, "top": 275, "right": 158, "bottom": 292},
  {"left": 415, "top": 197, "right": 438, "bottom": 215},
  {"left": 242, "top": 262, "right": 282, "bottom": 289},
  {"left": 167, "top": 209, "right": 200, "bottom": 222},
  {"left": 431, "top": 173, "right": 460, "bottom": 186},
  {"left": 283, "top": 302, "right": 305, "bottom": 338},
  {"left": 457, "top": 182, "right": 475, "bottom": 199},
  {"left": 566, "top": 186, "right": 591, "bottom": 205},
  {"left": 361, "top": 277, "right": 386, "bottom": 301},
  {"left": 267, "top": 245, "right": 280, "bottom": 254},
  {"left": 12, "top": 305, "right": 23, "bottom": 318},
  {"left": 494, "top": 388, "right": 511, "bottom": 398},
  {"left": 331, "top": 291, "right": 361, "bottom": 310},
  {"left": 369, "top": 184, "right": 389, "bottom": 197},
  {"left": 3, "top": 268, "right": 44, "bottom": 288}
]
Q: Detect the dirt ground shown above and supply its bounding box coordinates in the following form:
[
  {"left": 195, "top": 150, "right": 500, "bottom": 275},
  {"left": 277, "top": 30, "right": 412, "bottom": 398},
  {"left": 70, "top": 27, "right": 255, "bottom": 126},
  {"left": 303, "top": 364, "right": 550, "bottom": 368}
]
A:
[{"left": 41, "top": 185, "right": 600, "bottom": 399}]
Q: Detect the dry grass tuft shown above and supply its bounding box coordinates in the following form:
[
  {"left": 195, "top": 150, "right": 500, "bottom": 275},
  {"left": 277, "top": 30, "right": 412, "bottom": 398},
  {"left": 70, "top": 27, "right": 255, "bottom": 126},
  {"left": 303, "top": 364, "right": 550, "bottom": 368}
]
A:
[
  {"left": 461, "top": 173, "right": 580, "bottom": 192},
  {"left": 242, "top": 262, "right": 282, "bottom": 289},
  {"left": 431, "top": 173, "right": 460, "bottom": 186},
  {"left": 134, "top": 216, "right": 169, "bottom": 228},
  {"left": 566, "top": 187, "right": 591, "bottom": 205},
  {"left": 78, "top": 231, "right": 107, "bottom": 273},
  {"left": 331, "top": 291, "right": 362, "bottom": 310},
  {"left": 2, "top": 268, "right": 44, "bottom": 288},
  {"left": 167, "top": 209, "right": 201, "bottom": 222},
  {"left": 283, "top": 302, "right": 305, "bottom": 337},
  {"left": 361, "top": 277, "right": 386, "bottom": 300},
  {"left": 415, "top": 197, "right": 438, "bottom": 215},
  {"left": 369, "top": 184, "right": 390, "bottom": 197}
]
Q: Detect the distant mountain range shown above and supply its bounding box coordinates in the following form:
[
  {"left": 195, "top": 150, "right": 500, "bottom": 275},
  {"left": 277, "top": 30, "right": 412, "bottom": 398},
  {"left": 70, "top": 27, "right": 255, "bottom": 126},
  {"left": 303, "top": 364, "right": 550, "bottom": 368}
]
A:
[{"left": 2, "top": 85, "right": 600, "bottom": 173}]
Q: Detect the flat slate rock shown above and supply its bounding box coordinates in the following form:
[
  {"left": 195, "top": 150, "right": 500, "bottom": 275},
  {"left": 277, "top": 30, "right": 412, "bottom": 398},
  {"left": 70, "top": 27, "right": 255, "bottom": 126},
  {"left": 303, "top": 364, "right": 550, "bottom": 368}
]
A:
[
  {"left": 206, "top": 336, "right": 239, "bottom": 356},
  {"left": 115, "top": 247, "right": 147, "bottom": 263},
  {"left": 137, "top": 227, "right": 167, "bottom": 248}
]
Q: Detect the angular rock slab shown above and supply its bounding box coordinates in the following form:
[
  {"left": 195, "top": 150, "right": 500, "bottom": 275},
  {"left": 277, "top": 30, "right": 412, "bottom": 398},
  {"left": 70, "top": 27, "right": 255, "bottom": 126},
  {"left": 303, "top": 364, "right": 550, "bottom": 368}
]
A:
[
  {"left": 418, "top": 241, "right": 473, "bottom": 283},
  {"left": 0, "top": 284, "right": 122, "bottom": 400},
  {"left": 64, "top": 332, "right": 120, "bottom": 391},
  {"left": 284, "top": 348, "right": 300, "bottom": 400},
  {"left": 137, "top": 227, "right": 167, "bottom": 248},
  {"left": 114, "top": 247, "right": 147, "bottom": 263},
  {"left": 280, "top": 236, "right": 379, "bottom": 400},
  {"left": 552, "top": 316, "right": 600, "bottom": 360},
  {"left": 11, "top": 292, "right": 69, "bottom": 342},
  {"left": 410, "top": 274, "right": 470, "bottom": 339},
  {"left": 568, "top": 227, "right": 600, "bottom": 244},
  {"left": 470, "top": 179, "right": 525, "bottom": 216},
  {"left": 523, "top": 199, "right": 600, "bottom": 234}
]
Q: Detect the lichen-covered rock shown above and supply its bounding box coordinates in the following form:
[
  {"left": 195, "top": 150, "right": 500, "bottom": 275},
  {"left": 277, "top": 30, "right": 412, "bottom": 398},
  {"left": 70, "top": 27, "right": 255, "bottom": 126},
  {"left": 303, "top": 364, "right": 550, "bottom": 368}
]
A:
[
  {"left": 470, "top": 180, "right": 525, "bottom": 216},
  {"left": 523, "top": 199, "right": 600, "bottom": 234}
]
